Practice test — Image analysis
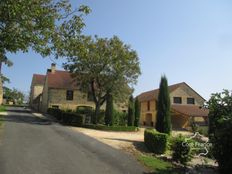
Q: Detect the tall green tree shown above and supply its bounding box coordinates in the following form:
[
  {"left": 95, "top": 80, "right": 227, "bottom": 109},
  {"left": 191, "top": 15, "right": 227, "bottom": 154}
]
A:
[
  {"left": 0, "top": 0, "right": 90, "bottom": 103},
  {"left": 155, "top": 75, "right": 171, "bottom": 134},
  {"left": 3, "top": 87, "right": 24, "bottom": 104},
  {"left": 63, "top": 36, "right": 141, "bottom": 124},
  {"left": 127, "top": 95, "right": 134, "bottom": 126},
  {"left": 105, "top": 91, "right": 113, "bottom": 126},
  {"left": 207, "top": 90, "right": 232, "bottom": 174},
  {"left": 134, "top": 97, "right": 140, "bottom": 127}
]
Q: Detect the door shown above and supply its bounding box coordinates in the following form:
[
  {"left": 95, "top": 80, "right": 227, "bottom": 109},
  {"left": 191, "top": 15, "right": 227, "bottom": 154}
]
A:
[{"left": 145, "top": 113, "right": 153, "bottom": 126}]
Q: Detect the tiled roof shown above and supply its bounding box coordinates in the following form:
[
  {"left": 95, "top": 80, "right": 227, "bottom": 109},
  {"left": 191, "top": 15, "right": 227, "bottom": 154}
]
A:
[
  {"left": 33, "top": 74, "right": 46, "bottom": 85},
  {"left": 138, "top": 82, "right": 185, "bottom": 102},
  {"left": 47, "top": 70, "right": 78, "bottom": 89},
  {"left": 171, "top": 104, "right": 209, "bottom": 117}
]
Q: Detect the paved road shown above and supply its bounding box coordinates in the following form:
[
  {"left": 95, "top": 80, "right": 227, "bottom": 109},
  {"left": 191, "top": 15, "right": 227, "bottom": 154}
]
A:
[{"left": 0, "top": 107, "right": 145, "bottom": 174}]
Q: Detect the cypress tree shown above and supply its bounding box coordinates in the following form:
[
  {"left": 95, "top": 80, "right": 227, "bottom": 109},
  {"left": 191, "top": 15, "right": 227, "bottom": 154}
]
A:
[
  {"left": 105, "top": 92, "right": 113, "bottom": 126},
  {"left": 155, "top": 75, "right": 171, "bottom": 134},
  {"left": 134, "top": 97, "right": 140, "bottom": 127},
  {"left": 127, "top": 95, "right": 134, "bottom": 126}
]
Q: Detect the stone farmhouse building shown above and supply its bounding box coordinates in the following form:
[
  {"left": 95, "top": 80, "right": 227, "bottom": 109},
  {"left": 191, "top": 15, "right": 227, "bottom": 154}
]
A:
[
  {"left": 137, "top": 82, "right": 209, "bottom": 129},
  {"left": 30, "top": 64, "right": 128, "bottom": 113}
]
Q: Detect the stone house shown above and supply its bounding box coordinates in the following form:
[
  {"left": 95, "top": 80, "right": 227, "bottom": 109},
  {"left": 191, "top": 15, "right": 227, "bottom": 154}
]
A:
[
  {"left": 30, "top": 74, "right": 46, "bottom": 110},
  {"left": 137, "top": 82, "right": 209, "bottom": 129},
  {"left": 30, "top": 64, "right": 127, "bottom": 113}
]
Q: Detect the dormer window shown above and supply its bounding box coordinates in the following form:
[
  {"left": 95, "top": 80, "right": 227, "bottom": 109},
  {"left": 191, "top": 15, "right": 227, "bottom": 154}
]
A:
[
  {"left": 187, "top": 98, "right": 195, "bottom": 104},
  {"left": 173, "top": 97, "right": 182, "bottom": 104}
]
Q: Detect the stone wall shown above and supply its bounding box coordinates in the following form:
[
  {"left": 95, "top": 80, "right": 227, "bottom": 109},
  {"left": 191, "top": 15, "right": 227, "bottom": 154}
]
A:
[
  {"left": 48, "top": 88, "right": 96, "bottom": 111},
  {"left": 140, "top": 100, "right": 157, "bottom": 125},
  {"left": 41, "top": 77, "right": 49, "bottom": 112},
  {"left": 170, "top": 84, "right": 205, "bottom": 106}
]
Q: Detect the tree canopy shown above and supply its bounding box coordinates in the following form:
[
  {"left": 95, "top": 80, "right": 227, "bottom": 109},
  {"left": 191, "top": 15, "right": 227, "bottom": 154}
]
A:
[
  {"left": 207, "top": 90, "right": 232, "bottom": 174},
  {"left": 0, "top": 0, "right": 90, "bottom": 57},
  {"left": 63, "top": 36, "right": 141, "bottom": 124},
  {"left": 3, "top": 87, "right": 24, "bottom": 104},
  {"left": 0, "top": 0, "right": 90, "bottom": 103}
]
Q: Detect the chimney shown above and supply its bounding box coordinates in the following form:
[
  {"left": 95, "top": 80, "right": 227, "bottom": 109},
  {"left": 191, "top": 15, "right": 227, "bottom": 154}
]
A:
[{"left": 51, "top": 63, "right": 56, "bottom": 73}]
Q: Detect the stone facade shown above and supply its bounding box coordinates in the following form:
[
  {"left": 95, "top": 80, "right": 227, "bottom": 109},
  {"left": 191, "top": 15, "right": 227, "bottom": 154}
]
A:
[
  {"left": 170, "top": 85, "right": 204, "bottom": 105},
  {"left": 30, "top": 74, "right": 45, "bottom": 110},
  {"left": 31, "top": 64, "right": 127, "bottom": 114},
  {"left": 139, "top": 83, "right": 207, "bottom": 129},
  {"left": 46, "top": 88, "right": 96, "bottom": 111}
]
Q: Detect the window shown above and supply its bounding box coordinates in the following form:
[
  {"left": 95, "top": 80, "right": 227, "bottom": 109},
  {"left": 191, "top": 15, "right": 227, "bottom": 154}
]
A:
[
  {"left": 147, "top": 101, "right": 150, "bottom": 111},
  {"left": 66, "top": 90, "right": 73, "bottom": 100},
  {"left": 187, "top": 98, "right": 195, "bottom": 104},
  {"left": 173, "top": 97, "right": 182, "bottom": 104}
]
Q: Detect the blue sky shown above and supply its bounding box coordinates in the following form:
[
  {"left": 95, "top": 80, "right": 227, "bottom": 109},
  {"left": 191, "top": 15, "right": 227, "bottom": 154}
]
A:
[{"left": 4, "top": 0, "right": 232, "bottom": 99}]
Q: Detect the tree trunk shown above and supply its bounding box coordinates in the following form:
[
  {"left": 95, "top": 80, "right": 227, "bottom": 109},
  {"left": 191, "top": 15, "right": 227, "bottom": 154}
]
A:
[{"left": 93, "top": 102, "right": 100, "bottom": 124}]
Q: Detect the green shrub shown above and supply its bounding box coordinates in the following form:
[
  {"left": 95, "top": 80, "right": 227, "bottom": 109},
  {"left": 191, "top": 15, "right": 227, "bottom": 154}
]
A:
[
  {"left": 97, "top": 109, "right": 105, "bottom": 124},
  {"left": 0, "top": 105, "right": 6, "bottom": 112},
  {"left": 210, "top": 118, "right": 232, "bottom": 173},
  {"left": 76, "top": 106, "right": 94, "bottom": 115},
  {"left": 197, "top": 126, "right": 208, "bottom": 137},
  {"left": 172, "top": 135, "right": 192, "bottom": 165},
  {"left": 105, "top": 93, "right": 113, "bottom": 125},
  {"left": 144, "top": 129, "right": 168, "bottom": 154},
  {"left": 134, "top": 97, "right": 140, "bottom": 127},
  {"left": 48, "top": 108, "right": 85, "bottom": 126},
  {"left": 127, "top": 95, "right": 134, "bottom": 126},
  {"left": 47, "top": 108, "right": 63, "bottom": 120},
  {"left": 207, "top": 90, "right": 232, "bottom": 174},
  {"left": 113, "top": 110, "right": 127, "bottom": 126},
  {"left": 83, "top": 124, "right": 137, "bottom": 131},
  {"left": 62, "top": 112, "right": 85, "bottom": 126}
]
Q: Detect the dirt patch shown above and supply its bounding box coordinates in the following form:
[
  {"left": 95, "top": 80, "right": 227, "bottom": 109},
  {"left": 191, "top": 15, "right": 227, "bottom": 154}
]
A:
[{"left": 71, "top": 127, "right": 144, "bottom": 151}]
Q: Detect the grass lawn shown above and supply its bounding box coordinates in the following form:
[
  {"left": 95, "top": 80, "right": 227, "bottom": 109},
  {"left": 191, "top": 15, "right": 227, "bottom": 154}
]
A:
[
  {"left": 0, "top": 105, "right": 6, "bottom": 112},
  {"left": 138, "top": 154, "right": 184, "bottom": 174},
  {"left": 83, "top": 124, "right": 138, "bottom": 132},
  {"left": 0, "top": 105, "right": 6, "bottom": 127}
]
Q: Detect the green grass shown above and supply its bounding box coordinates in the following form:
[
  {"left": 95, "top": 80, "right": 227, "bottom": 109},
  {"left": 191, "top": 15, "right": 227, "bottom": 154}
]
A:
[
  {"left": 0, "top": 105, "right": 6, "bottom": 112},
  {"left": 83, "top": 124, "right": 138, "bottom": 132},
  {"left": 138, "top": 154, "right": 184, "bottom": 174}
]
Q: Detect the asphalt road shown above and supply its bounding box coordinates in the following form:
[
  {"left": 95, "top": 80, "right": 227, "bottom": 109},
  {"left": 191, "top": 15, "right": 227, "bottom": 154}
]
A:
[{"left": 0, "top": 107, "right": 145, "bottom": 174}]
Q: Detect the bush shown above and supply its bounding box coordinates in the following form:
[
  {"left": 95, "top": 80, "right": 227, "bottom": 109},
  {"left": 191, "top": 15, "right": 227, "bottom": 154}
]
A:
[
  {"left": 48, "top": 108, "right": 85, "bottom": 126},
  {"left": 83, "top": 124, "right": 137, "bottom": 131},
  {"left": 62, "top": 112, "right": 85, "bottom": 126},
  {"left": 76, "top": 106, "right": 94, "bottom": 116},
  {"left": 105, "top": 93, "right": 113, "bottom": 125},
  {"left": 207, "top": 90, "right": 232, "bottom": 174},
  {"left": 134, "top": 97, "right": 140, "bottom": 127},
  {"left": 211, "top": 119, "right": 232, "bottom": 173},
  {"left": 113, "top": 110, "right": 127, "bottom": 126},
  {"left": 172, "top": 135, "right": 192, "bottom": 165},
  {"left": 97, "top": 109, "right": 105, "bottom": 124},
  {"left": 47, "top": 108, "right": 63, "bottom": 120},
  {"left": 144, "top": 129, "right": 168, "bottom": 154}
]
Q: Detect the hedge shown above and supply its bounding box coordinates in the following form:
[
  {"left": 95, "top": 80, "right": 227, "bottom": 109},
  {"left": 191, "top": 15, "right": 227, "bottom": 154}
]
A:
[
  {"left": 47, "top": 108, "right": 63, "bottom": 120},
  {"left": 47, "top": 108, "right": 85, "bottom": 126},
  {"left": 144, "top": 128, "right": 168, "bottom": 154},
  {"left": 172, "top": 135, "right": 192, "bottom": 165},
  {"left": 83, "top": 124, "right": 138, "bottom": 132}
]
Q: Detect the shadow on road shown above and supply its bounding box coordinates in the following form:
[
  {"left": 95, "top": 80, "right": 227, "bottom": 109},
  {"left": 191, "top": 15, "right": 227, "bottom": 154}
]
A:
[{"left": 0, "top": 111, "right": 52, "bottom": 126}]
